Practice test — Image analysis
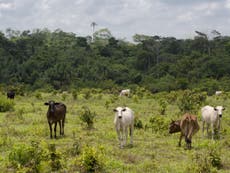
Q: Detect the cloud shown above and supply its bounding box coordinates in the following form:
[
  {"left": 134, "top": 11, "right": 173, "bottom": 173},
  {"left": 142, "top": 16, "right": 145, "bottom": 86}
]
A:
[{"left": 0, "top": 0, "right": 229, "bottom": 41}]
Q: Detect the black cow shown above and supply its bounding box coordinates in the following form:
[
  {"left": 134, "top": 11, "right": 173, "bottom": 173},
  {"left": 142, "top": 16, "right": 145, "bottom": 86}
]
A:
[
  {"left": 7, "top": 91, "right": 15, "bottom": 99},
  {"left": 44, "top": 100, "right": 66, "bottom": 139}
]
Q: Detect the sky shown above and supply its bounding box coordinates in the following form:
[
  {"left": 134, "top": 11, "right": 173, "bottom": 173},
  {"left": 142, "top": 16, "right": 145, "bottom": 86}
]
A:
[{"left": 0, "top": 0, "right": 230, "bottom": 41}]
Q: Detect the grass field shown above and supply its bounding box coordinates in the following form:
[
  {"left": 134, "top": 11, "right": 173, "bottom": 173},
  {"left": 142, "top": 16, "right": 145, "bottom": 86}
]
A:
[{"left": 0, "top": 90, "right": 230, "bottom": 172}]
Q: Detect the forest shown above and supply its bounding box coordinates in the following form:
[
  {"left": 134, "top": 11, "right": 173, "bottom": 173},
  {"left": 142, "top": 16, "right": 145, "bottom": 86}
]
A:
[{"left": 1, "top": 28, "right": 230, "bottom": 94}]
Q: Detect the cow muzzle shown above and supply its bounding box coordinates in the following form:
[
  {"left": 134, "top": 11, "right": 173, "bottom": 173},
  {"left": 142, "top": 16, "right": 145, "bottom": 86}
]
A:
[
  {"left": 118, "top": 116, "right": 122, "bottom": 119},
  {"left": 219, "top": 114, "right": 222, "bottom": 118}
]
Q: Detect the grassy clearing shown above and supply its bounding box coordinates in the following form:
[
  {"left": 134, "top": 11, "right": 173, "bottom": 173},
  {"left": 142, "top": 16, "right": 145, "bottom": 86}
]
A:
[{"left": 0, "top": 91, "right": 230, "bottom": 172}]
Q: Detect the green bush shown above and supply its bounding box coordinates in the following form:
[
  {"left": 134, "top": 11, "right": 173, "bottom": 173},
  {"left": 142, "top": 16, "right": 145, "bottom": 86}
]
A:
[
  {"left": 147, "top": 116, "right": 169, "bottom": 134},
  {"left": 8, "top": 141, "right": 44, "bottom": 172},
  {"left": 158, "top": 99, "right": 167, "bottom": 115},
  {"left": 0, "top": 95, "right": 14, "bottom": 112},
  {"left": 134, "top": 116, "right": 143, "bottom": 129},
  {"left": 79, "top": 106, "right": 96, "bottom": 128},
  {"left": 177, "top": 90, "right": 207, "bottom": 114},
  {"left": 78, "top": 146, "right": 104, "bottom": 173}
]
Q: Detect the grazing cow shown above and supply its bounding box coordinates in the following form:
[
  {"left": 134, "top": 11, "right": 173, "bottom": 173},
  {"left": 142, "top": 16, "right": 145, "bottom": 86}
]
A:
[
  {"left": 7, "top": 90, "right": 15, "bottom": 99},
  {"left": 215, "top": 91, "right": 222, "bottom": 95},
  {"left": 113, "top": 107, "right": 134, "bottom": 148},
  {"left": 44, "top": 101, "right": 66, "bottom": 139},
  {"left": 201, "top": 105, "right": 225, "bottom": 140},
  {"left": 169, "top": 113, "right": 199, "bottom": 149},
  {"left": 119, "top": 89, "right": 130, "bottom": 97}
]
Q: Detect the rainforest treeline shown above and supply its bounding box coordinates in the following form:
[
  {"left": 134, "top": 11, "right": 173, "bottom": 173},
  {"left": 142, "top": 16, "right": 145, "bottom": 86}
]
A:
[{"left": 1, "top": 28, "right": 230, "bottom": 94}]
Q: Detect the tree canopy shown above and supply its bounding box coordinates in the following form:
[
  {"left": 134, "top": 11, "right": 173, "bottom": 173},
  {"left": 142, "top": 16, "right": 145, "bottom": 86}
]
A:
[{"left": 1, "top": 28, "right": 230, "bottom": 94}]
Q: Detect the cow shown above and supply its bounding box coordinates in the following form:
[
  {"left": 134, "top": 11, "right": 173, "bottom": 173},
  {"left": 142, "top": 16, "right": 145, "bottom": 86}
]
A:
[
  {"left": 44, "top": 100, "right": 66, "bottom": 139},
  {"left": 7, "top": 90, "right": 15, "bottom": 99},
  {"left": 119, "top": 89, "right": 130, "bottom": 97},
  {"left": 215, "top": 91, "right": 222, "bottom": 95},
  {"left": 201, "top": 105, "right": 225, "bottom": 140},
  {"left": 169, "top": 113, "right": 199, "bottom": 149},
  {"left": 113, "top": 107, "right": 134, "bottom": 148}
]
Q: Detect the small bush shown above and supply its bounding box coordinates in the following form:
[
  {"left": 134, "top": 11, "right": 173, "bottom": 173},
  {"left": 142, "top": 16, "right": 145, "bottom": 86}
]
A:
[
  {"left": 134, "top": 116, "right": 143, "bottom": 129},
  {"left": 158, "top": 99, "right": 167, "bottom": 115},
  {"left": 72, "top": 90, "right": 78, "bottom": 100},
  {"left": 79, "top": 106, "right": 96, "bottom": 128},
  {"left": 0, "top": 95, "right": 14, "bottom": 112},
  {"left": 147, "top": 116, "right": 169, "bottom": 134},
  {"left": 8, "top": 141, "right": 44, "bottom": 172},
  {"left": 48, "top": 144, "right": 62, "bottom": 172},
  {"left": 78, "top": 146, "right": 104, "bottom": 173},
  {"left": 177, "top": 90, "right": 207, "bottom": 114}
]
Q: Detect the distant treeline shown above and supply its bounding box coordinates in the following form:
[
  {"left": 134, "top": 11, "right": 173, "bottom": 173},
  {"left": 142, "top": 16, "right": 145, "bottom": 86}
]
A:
[{"left": 1, "top": 28, "right": 230, "bottom": 94}]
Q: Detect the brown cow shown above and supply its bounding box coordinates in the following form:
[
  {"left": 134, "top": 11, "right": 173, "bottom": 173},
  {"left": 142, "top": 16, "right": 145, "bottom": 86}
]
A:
[
  {"left": 44, "top": 100, "right": 66, "bottom": 139},
  {"left": 169, "top": 113, "right": 199, "bottom": 149}
]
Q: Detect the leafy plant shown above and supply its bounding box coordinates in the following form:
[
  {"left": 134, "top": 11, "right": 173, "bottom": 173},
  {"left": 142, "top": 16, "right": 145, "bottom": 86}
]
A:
[
  {"left": 79, "top": 106, "right": 96, "bottom": 128},
  {"left": 78, "top": 146, "right": 104, "bottom": 173},
  {"left": 0, "top": 94, "right": 14, "bottom": 112}
]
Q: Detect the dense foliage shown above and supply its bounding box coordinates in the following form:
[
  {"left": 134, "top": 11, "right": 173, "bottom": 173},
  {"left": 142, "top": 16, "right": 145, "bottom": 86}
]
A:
[{"left": 1, "top": 28, "right": 230, "bottom": 93}]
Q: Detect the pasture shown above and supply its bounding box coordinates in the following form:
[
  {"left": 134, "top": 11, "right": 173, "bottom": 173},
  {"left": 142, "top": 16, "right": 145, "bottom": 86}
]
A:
[{"left": 0, "top": 89, "right": 230, "bottom": 172}]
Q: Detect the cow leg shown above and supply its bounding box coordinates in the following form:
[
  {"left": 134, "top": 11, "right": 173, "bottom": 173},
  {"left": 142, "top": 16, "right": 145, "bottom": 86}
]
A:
[
  {"left": 202, "top": 121, "right": 205, "bottom": 137},
  {"left": 211, "top": 123, "right": 214, "bottom": 140},
  {"left": 62, "top": 118, "right": 65, "bottom": 135},
  {"left": 185, "top": 137, "right": 192, "bottom": 149},
  {"left": 178, "top": 133, "right": 183, "bottom": 147},
  {"left": 124, "top": 127, "right": 128, "bottom": 146},
  {"left": 130, "top": 125, "right": 134, "bottom": 145},
  {"left": 59, "top": 121, "right": 62, "bottom": 136},
  {"left": 49, "top": 122, "right": 53, "bottom": 139},
  {"left": 116, "top": 129, "right": 122, "bottom": 148},
  {"left": 54, "top": 122, "right": 57, "bottom": 138}
]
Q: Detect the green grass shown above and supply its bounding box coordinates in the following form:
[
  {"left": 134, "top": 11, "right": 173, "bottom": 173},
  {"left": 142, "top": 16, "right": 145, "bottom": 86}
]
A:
[{"left": 0, "top": 91, "right": 230, "bottom": 172}]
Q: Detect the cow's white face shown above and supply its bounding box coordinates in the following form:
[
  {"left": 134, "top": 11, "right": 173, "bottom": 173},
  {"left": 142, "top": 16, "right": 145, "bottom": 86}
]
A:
[
  {"left": 214, "top": 106, "right": 225, "bottom": 118},
  {"left": 114, "top": 107, "right": 126, "bottom": 119}
]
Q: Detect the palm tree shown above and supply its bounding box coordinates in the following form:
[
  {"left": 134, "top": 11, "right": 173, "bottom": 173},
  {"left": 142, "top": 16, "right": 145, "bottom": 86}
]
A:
[{"left": 90, "top": 22, "right": 97, "bottom": 41}]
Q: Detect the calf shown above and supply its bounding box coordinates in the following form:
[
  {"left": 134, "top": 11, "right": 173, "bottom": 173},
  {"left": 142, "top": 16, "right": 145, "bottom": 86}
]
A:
[
  {"left": 119, "top": 89, "right": 130, "bottom": 97},
  {"left": 201, "top": 105, "right": 225, "bottom": 140},
  {"left": 44, "top": 101, "right": 66, "bottom": 139},
  {"left": 169, "top": 113, "right": 199, "bottom": 149},
  {"left": 7, "top": 90, "right": 15, "bottom": 99},
  {"left": 113, "top": 107, "right": 134, "bottom": 148}
]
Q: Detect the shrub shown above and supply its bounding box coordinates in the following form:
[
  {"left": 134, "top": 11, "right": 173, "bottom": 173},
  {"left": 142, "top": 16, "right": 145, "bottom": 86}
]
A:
[
  {"left": 177, "top": 90, "right": 207, "bottom": 114},
  {"left": 78, "top": 146, "right": 104, "bottom": 173},
  {"left": 8, "top": 141, "right": 44, "bottom": 172},
  {"left": 158, "top": 99, "right": 167, "bottom": 115},
  {"left": 147, "top": 116, "right": 169, "bottom": 134},
  {"left": 79, "top": 106, "right": 96, "bottom": 128},
  {"left": 48, "top": 144, "right": 62, "bottom": 172},
  {"left": 72, "top": 90, "right": 78, "bottom": 100},
  {"left": 0, "top": 94, "right": 14, "bottom": 112},
  {"left": 134, "top": 117, "right": 143, "bottom": 129}
]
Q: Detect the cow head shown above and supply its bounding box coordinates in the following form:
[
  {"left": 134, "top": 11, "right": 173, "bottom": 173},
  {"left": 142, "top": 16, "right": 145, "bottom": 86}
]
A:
[
  {"left": 214, "top": 106, "right": 225, "bottom": 118},
  {"left": 113, "top": 107, "right": 126, "bottom": 119},
  {"left": 169, "top": 120, "right": 181, "bottom": 134},
  {"left": 44, "top": 100, "right": 60, "bottom": 113}
]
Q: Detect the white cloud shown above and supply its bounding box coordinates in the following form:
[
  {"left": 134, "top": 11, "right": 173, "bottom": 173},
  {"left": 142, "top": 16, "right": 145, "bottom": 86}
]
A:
[
  {"left": 0, "top": 0, "right": 229, "bottom": 41},
  {"left": 0, "top": 2, "right": 14, "bottom": 9}
]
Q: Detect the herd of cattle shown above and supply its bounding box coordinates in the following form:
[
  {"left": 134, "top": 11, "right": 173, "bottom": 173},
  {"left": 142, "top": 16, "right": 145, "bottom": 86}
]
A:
[{"left": 6, "top": 89, "right": 225, "bottom": 150}]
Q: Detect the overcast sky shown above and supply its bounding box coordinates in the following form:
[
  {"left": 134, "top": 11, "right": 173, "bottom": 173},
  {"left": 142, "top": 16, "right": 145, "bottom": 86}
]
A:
[{"left": 0, "top": 0, "right": 230, "bottom": 41}]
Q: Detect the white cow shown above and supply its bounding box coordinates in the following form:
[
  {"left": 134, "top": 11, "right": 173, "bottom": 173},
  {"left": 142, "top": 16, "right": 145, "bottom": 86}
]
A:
[
  {"left": 113, "top": 107, "right": 134, "bottom": 148},
  {"left": 215, "top": 91, "right": 222, "bottom": 95},
  {"left": 119, "top": 89, "right": 130, "bottom": 97},
  {"left": 201, "top": 105, "right": 225, "bottom": 140}
]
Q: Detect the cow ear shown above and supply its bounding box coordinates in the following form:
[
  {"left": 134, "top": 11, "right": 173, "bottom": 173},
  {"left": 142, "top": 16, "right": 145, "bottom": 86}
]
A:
[
  {"left": 214, "top": 107, "right": 217, "bottom": 111},
  {"left": 122, "top": 108, "right": 126, "bottom": 112},
  {"left": 113, "top": 109, "right": 117, "bottom": 112},
  {"left": 44, "top": 102, "right": 49, "bottom": 105},
  {"left": 223, "top": 107, "right": 225, "bottom": 110},
  {"left": 54, "top": 102, "right": 60, "bottom": 105}
]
